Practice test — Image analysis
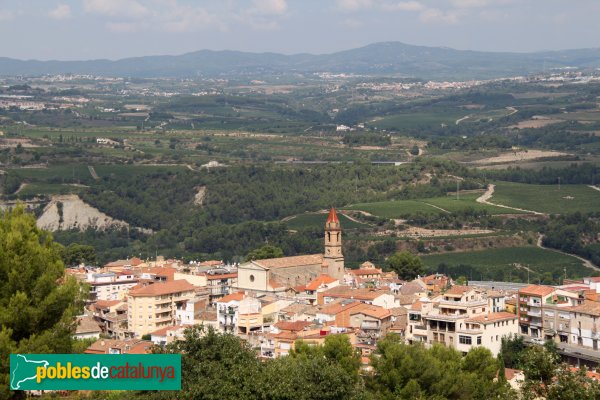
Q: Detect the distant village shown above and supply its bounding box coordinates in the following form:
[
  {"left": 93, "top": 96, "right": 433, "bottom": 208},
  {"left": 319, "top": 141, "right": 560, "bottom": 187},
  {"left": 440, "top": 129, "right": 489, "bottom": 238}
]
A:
[{"left": 70, "top": 208, "right": 600, "bottom": 386}]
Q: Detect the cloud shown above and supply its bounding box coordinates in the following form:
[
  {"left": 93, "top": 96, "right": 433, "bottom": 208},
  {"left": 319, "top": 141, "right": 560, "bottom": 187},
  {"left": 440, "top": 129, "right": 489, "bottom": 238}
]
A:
[
  {"left": 336, "top": 0, "right": 372, "bottom": 12},
  {"left": 383, "top": 1, "right": 424, "bottom": 11},
  {"left": 419, "top": 7, "right": 460, "bottom": 23},
  {"left": 83, "top": 0, "right": 149, "bottom": 19},
  {"left": 87, "top": 0, "right": 225, "bottom": 34},
  {"left": 251, "top": 0, "right": 287, "bottom": 15},
  {"left": 450, "top": 0, "right": 490, "bottom": 7},
  {"left": 0, "top": 9, "right": 14, "bottom": 20},
  {"left": 48, "top": 4, "right": 71, "bottom": 20},
  {"left": 160, "top": 5, "right": 225, "bottom": 33}
]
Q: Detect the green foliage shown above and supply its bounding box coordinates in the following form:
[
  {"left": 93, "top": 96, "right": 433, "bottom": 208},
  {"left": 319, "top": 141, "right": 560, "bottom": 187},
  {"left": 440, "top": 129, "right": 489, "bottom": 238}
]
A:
[
  {"left": 385, "top": 251, "right": 425, "bottom": 280},
  {"left": 342, "top": 132, "right": 391, "bottom": 147},
  {"left": 0, "top": 206, "right": 85, "bottom": 398},
  {"left": 126, "top": 326, "right": 363, "bottom": 400},
  {"left": 423, "top": 247, "right": 595, "bottom": 284},
  {"left": 245, "top": 245, "right": 284, "bottom": 261},
  {"left": 71, "top": 337, "right": 97, "bottom": 354},
  {"left": 368, "top": 334, "right": 512, "bottom": 400},
  {"left": 291, "top": 334, "right": 361, "bottom": 383},
  {"left": 61, "top": 243, "right": 97, "bottom": 266},
  {"left": 499, "top": 334, "right": 526, "bottom": 369}
]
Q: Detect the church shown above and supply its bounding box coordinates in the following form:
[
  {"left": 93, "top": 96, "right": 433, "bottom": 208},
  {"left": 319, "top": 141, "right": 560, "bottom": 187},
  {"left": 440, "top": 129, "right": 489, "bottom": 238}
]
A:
[{"left": 236, "top": 208, "right": 344, "bottom": 293}]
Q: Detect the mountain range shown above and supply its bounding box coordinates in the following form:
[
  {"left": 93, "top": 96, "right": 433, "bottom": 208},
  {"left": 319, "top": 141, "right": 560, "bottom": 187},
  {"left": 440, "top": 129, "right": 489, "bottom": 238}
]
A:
[{"left": 2, "top": 42, "right": 600, "bottom": 80}]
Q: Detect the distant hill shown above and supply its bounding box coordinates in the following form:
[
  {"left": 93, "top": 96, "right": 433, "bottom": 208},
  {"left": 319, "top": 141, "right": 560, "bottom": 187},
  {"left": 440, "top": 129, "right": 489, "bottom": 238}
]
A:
[{"left": 2, "top": 42, "right": 600, "bottom": 80}]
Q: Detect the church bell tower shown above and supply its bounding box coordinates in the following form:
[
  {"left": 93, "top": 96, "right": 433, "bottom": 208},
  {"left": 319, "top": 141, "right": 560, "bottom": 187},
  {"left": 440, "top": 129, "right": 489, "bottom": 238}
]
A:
[{"left": 324, "top": 208, "right": 344, "bottom": 280}]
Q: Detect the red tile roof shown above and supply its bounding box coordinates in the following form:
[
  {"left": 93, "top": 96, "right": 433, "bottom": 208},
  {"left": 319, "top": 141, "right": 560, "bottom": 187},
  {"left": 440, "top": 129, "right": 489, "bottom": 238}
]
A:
[
  {"left": 253, "top": 254, "right": 323, "bottom": 269},
  {"left": 306, "top": 274, "right": 337, "bottom": 291},
  {"left": 128, "top": 280, "right": 194, "bottom": 297},
  {"left": 467, "top": 312, "right": 517, "bottom": 324},
  {"left": 326, "top": 208, "right": 339, "bottom": 223},
  {"left": 519, "top": 285, "right": 555, "bottom": 297},
  {"left": 445, "top": 285, "right": 470, "bottom": 296},
  {"left": 274, "top": 321, "right": 312, "bottom": 332},
  {"left": 350, "top": 305, "right": 391, "bottom": 319},
  {"left": 350, "top": 268, "right": 383, "bottom": 276},
  {"left": 93, "top": 300, "right": 121, "bottom": 309},
  {"left": 217, "top": 292, "right": 245, "bottom": 303}
]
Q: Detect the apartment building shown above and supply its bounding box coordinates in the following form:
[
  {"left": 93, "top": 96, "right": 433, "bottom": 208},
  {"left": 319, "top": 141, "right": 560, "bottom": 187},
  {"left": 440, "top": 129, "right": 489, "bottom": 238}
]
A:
[
  {"left": 517, "top": 285, "right": 556, "bottom": 338},
  {"left": 87, "top": 271, "right": 138, "bottom": 302},
  {"left": 568, "top": 301, "right": 600, "bottom": 351},
  {"left": 127, "top": 280, "right": 196, "bottom": 337}
]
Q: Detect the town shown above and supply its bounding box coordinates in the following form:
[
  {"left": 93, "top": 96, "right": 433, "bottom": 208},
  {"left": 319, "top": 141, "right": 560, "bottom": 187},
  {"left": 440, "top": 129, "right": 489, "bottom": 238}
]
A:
[{"left": 68, "top": 208, "right": 600, "bottom": 391}]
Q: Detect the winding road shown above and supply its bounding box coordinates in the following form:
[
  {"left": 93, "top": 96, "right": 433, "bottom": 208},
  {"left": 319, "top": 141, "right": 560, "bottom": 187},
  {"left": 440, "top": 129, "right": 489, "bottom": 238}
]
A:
[
  {"left": 476, "top": 184, "right": 544, "bottom": 215},
  {"left": 537, "top": 234, "right": 600, "bottom": 272}
]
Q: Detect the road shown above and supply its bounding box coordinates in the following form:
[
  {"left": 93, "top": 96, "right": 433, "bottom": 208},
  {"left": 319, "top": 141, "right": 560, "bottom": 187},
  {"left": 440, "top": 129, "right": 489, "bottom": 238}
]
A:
[
  {"left": 536, "top": 234, "right": 600, "bottom": 272},
  {"left": 476, "top": 184, "right": 544, "bottom": 215}
]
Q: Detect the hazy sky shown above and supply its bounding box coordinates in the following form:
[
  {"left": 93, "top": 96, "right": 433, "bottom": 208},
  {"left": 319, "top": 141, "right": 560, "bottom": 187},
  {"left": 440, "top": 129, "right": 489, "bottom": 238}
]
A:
[{"left": 1, "top": 0, "right": 599, "bottom": 60}]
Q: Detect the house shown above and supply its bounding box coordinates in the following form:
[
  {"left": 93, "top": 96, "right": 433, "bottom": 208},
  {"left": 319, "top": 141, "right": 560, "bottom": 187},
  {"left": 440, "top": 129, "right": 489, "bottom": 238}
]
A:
[
  {"left": 73, "top": 315, "right": 102, "bottom": 340},
  {"left": 127, "top": 280, "right": 196, "bottom": 337},
  {"left": 567, "top": 301, "right": 600, "bottom": 351},
  {"left": 237, "top": 208, "right": 345, "bottom": 293},
  {"left": 461, "top": 312, "right": 519, "bottom": 356},
  {"left": 349, "top": 305, "right": 392, "bottom": 343},
  {"left": 91, "top": 300, "right": 129, "bottom": 339},
  {"left": 216, "top": 292, "right": 245, "bottom": 332},
  {"left": 175, "top": 298, "right": 207, "bottom": 326},
  {"left": 150, "top": 325, "right": 187, "bottom": 346},
  {"left": 348, "top": 262, "right": 383, "bottom": 286},
  {"left": 517, "top": 285, "right": 556, "bottom": 338},
  {"left": 86, "top": 271, "right": 138, "bottom": 302},
  {"left": 317, "top": 286, "right": 395, "bottom": 309},
  {"left": 85, "top": 339, "right": 153, "bottom": 354}
]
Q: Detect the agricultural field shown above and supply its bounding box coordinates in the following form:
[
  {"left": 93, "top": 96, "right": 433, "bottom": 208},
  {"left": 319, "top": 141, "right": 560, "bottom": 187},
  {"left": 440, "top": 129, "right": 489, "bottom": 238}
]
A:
[
  {"left": 491, "top": 182, "right": 600, "bottom": 214},
  {"left": 346, "top": 193, "right": 524, "bottom": 219},
  {"left": 422, "top": 246, "right": 597, "bottom": 283},
  {"left": 368, "top": 110, "right": 467, "bottom": 130},
  {"left": 284, "top": 212, "right": 369, "bottom": 230}
]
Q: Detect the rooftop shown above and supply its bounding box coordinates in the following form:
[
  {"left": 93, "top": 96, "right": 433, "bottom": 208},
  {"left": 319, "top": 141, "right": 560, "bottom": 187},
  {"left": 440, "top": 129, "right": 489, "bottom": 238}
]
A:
[
  {"left": 306, "top": 274, "right": 337, "bottom": 291},
  {"left": 519, "top": 284, "right": 555, "bottom": 297},
  {"left": 467, "top": 312, "right": 518, "bottom": 324},
  {"left": 253, "top": 254, "right": 323, "bottom": 269},
  {"left": 217, "top": 292, "right": 245, "bottom": 303},
  {"left": 128, "top": 280, "right": 195, "bottom": 297}
]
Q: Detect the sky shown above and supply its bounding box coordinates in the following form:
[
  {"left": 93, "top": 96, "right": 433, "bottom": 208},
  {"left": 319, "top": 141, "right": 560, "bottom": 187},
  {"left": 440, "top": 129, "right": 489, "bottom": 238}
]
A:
[{"left": 1, "top": 0, "right": 599, "bottom": 60}]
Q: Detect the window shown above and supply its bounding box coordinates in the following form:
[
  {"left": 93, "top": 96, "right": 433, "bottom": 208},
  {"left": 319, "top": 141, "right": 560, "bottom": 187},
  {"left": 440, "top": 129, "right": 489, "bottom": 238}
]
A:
[
  {"left": 459, "top": 335, "right": 472, "bottom": 345},
  {"left": 250, "top": 275, "right": 255, "bottom": 282},
  {"left": 477, "top": 336, "right": 482, "bottom": 345}
]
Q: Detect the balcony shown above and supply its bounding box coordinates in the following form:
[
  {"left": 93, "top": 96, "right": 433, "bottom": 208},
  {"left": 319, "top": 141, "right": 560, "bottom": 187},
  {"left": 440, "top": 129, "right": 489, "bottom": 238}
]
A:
[
  {"left": 527, "top": 309, "right": 542, "bottom": 317},
  {"left": 439, "top": 299, "right": 487, "bottom": 308}
]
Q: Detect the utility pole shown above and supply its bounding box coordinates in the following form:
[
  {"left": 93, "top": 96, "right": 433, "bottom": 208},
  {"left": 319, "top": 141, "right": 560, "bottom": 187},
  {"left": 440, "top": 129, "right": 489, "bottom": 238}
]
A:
[
  {"left": 456, "top": 180, "right": 460, "bottom": 201},
  {"left": 558, "top": 177, "right": 561, "bottom": 191}
]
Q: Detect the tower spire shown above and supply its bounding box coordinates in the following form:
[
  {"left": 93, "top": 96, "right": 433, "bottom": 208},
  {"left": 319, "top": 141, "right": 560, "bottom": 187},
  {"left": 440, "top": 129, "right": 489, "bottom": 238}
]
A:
[{"left": 326, "top": 207, "right": 339, "bottom": 224}]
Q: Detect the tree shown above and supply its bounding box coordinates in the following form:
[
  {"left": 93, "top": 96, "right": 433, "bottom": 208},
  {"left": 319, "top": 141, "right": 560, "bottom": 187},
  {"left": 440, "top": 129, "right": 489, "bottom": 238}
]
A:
[
  {"left": 385, "top": 251, "right": 425, "bottom": 280},
  {"left": 0, "top": 206, "right": 85, "bottom": 398},
  {"left": 499, "top": 334, "right": 526, "bottom": 369},
  {"left": 245, "top": 245, "right": 284, "bottom": 262},
  {"left": 292, "top": 334, "right": 361, "bottom": 383},
  {"left": 61, "top": 243, "right": 97, "bottom": 266}
]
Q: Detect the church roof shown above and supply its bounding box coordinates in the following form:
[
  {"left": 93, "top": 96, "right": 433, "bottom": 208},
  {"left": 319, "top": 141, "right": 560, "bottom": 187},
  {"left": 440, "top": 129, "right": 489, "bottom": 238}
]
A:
[
  {"left": 326, "top": 208, "right": 339, "bottom": 224},
  {"left": 252, "top": 254, "right": 323, "bottom": 269}
]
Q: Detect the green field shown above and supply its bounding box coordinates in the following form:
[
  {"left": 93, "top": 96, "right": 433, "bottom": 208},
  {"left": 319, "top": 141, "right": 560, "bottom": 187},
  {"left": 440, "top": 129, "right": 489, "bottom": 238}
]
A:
[
  {"left": 346, "top": 193, "right": 525, "bottom": 218},
  {"left": 422, "top": 246, "right": 597, "bottom": 283},
  {"left": 284, "top": 212, "right": 369, "bottom": 230},
  {"left": 16, "top": 183, "right": 84, "bottom": 196},
  {"left": 492, "top": 182, "right": 600, "bottom": 214},
  {"left": 369, "top": 110, "right": 467, "bottom": 130}
]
